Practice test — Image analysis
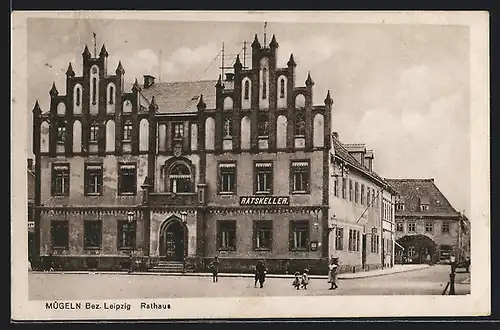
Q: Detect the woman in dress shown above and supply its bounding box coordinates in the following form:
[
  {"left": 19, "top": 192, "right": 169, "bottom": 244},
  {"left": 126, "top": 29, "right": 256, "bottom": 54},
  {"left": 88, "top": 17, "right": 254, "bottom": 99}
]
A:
[{"left": 328, "top": 257, "right": 339, "bottom": 290}]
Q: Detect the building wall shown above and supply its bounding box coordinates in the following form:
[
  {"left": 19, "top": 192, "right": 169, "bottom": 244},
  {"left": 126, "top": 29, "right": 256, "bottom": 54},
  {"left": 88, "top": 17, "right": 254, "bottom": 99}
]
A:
[{"left": 394, "top": 217, "right": 459, "bottom": 246}]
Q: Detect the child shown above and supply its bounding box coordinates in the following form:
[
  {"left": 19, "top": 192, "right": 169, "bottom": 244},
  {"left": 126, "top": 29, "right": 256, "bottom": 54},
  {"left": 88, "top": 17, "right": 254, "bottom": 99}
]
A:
[
  {"left": 301, "top": 269, "right": 310, "bottom": 290},
  {"left": 292, "top": 271, "right": 301, "bottom": 290}
]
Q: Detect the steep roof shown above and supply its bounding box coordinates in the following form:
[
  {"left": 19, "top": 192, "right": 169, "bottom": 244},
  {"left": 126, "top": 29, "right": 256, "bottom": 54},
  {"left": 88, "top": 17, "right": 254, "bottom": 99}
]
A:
[
  {"left": 332, "top": 136, "right": 394, "bottom": 192},
  {"left": 385, "top": 178, "right": 460, "bottom": 218},
  {"left": 137, "top": 80, "right": 217, "bottom": 114}
]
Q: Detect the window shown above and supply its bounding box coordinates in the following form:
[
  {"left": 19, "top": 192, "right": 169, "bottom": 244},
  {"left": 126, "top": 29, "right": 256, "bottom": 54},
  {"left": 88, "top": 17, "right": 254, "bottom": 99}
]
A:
[
  {"left": 85, "top": 164, "right": 103, "bottom": 195},
  {"left": 219, "top": 162, "right": 236, "bottom": 194},
  {"left": 223, "top": 117, "right": 232, "bottom": 139},
  {"left": 173, "top": 122, "right": 184, "bottom": 139},
  {"left": 335, "top": 228, "right": 344, "bottom": 250},
  {"left": 290, "top": 221, "right": 309, "bottom": 250},
  {"left": 50, "top": 220, "right": 69, "bottom": 248},
  {"left": 396, "top": 221, "right": 404, "bottom": 232},
  {"left": 258, "top": 114, "right": 269, "bottom": 137},
  {"left": 262, "top": 68, "right": 268, "bottom": 99},
  {"left": 254, "top": 220, "right": 273, "bottom": 250},
  {"left": 123, "top": 120, "right": 133, "bottom": 141},
  {"left": 291, "top": 161, "right": 309, "bottom": 194},
  {"left": 84, "top": 220, "right": 102, "bottom": 249},
  {"left": 76, "top": 88, "right": 81, "bottom": 106},
  {"left": 420, "top": 204, "right": 429, "bottom": 211},
  {"left": 108, "top": 85, "right": 114, "bottom": 104},
  {"left": 28, "top": 204, "right": 33, "bottom": 221},
  {"left": 371, "top": 234, "right": 379, "bottom": 254},
  {"left": 396, "top": 203, "right": 405, "bottom": 211},
  {"left": 280, "top": 78, "right": 285, "bottom": 98},
  {"left": 51, "top": 164, "right": 69, "bottom": 196},
  {"left": 349, "top": 179, "right": 353, "bottom": 201},
  {"left": 367, "top": 188, "right": 371, "bottom": 207},
  {"left": 244, "top": 80, "right": 250, "bottom": 100},
  {"left": 56, "top": 123, "right": 66, "bottom": 143},
  {"left": 342, "top": 178, "right": 347, "bottom": 199},
  {"left": 333, "top": 177, "right": 339, "bottom": 197},
  {"left": 217, "top": 221, "right": 236, "bottom": 251},
  {"left": 354, "top": 182, "right": 359, "bottom": 203},
  {"left": 361, "top": 184, "right": 365, "bottom": 205},
  {"left": 442, "top": 221, "right": 450, "bottom": 234},
  {"left": 408, "top": 246, "right": 416, "bottom": 257},
  {"left": 117, "top": 220, "right": 136, "bottom": 249},
  {"left": 254, "top": 162, "right": 273, "bottom": 194},
  {"left": 348, "top": 229, "right": 360, "bottom": 252},
  {"left": 168, "top": 163, "right": 192, "bottom": 193},
  {"left": 425, "top": 221, "right": 434, "bottom": 233},
  {"left": 118, "top": 163, "right": 137, "bottom": 195},
  {"left": 356, "top": 231, "right": 360, "bottom": 251},
  {"left": 89, "top": 121, "right": 99, "bottom": 142},
  {"left": 407, "top": 221, "right": 416, "bottom": 233},
  {"left": 295, "top": 112, "right": 306, "bottom": 136},
  {"left": 92, "top": 78, "right": 97, "bottom": 105}
]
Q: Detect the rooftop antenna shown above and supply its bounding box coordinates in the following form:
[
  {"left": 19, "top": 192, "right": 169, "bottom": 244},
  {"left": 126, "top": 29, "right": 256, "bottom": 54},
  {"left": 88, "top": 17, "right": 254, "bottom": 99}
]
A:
[
  {"left": 264, "top": 22, "right": 268, "bottom": 47},
  {"left": 159, "top": 50, "right": 162, "bottom": 82},
  {"left": 221, "top": 42, "right": 225, "bottom": 79}
]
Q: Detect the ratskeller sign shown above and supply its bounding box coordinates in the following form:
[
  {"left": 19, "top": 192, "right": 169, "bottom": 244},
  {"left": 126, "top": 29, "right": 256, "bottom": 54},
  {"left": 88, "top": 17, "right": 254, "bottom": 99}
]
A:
[{"left": 240, "top": 196, "right": 290, "bottom": 206}]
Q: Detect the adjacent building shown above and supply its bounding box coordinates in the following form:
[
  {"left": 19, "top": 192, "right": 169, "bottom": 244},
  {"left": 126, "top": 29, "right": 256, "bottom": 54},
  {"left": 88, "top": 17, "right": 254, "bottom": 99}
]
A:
[
  {"left": 32, "top": 34, "right": 355, "bottom": 274},
  {"left": 385, "top": 178, "right": 470, "bottom": 264},
  {"left": 329, "top": 137, "right": 397, "bottom": 273},
  {"left": 28, "top": 159, "right": 35, "bottom": 263}
]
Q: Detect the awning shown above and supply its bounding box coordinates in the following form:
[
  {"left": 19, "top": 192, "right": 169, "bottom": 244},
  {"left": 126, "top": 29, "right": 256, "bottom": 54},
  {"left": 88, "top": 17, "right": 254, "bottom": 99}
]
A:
[
  {"left": 291, "top": 161, "right": 309, "bottom": 167},
  {"left": 394, "top": 241, "right": 405, "bottom": 250},
  {"left": 169, "top": 174, "right": 191, "bottom": 179},
  {"left": 219, "top": 163, "right": 236, "bottom": 168},
  {"left": 53, "top": 165, "right": 68, "bottom": 170},
  {"left": 255, "top": 163, "right": 272, "bottom": 168},
  {"left": 120, "top": 164, "right": 136, "bottom": 170}
]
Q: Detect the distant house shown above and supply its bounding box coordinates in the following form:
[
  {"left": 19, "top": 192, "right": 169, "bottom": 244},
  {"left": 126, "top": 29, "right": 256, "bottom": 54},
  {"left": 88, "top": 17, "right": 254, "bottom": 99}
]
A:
[{"left": 385, "top": 178, "right": 469, "bottom": 264}]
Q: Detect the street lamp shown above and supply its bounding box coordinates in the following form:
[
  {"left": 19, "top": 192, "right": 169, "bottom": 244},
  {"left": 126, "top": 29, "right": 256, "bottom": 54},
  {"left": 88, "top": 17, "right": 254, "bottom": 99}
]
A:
[
  {"left": 127, "top": 211, "right": 135, "bottom": 274},
  {"left": 180, "top": 211, "right": 188, "bottom": 223}
]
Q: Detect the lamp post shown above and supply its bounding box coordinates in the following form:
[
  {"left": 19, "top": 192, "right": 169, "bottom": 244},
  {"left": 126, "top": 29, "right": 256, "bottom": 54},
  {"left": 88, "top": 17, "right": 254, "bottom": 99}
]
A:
[
  {"left": 127, "top": 211, "right": 135, "bottom": 274},
  {"left": 180, "top": 211, "right": 188, "bottom": 272},
  {"left": 449, "top": 255, "right": 456, "bottom": 295}
]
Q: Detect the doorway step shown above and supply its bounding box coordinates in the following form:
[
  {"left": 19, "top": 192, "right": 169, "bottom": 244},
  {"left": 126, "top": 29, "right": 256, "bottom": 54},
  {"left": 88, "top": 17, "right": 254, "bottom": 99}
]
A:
[{"left": 149, "top": 261, "right": 184, "bottom": 273}]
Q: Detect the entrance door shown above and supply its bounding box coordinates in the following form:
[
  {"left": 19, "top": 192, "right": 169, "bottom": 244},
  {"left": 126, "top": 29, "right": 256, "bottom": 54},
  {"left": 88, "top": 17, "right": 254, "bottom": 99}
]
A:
[
  {"left": 362, "top": 234, "right": 367, "bottom": 270},
  {"left": 164, "top": 221, "right": 185, "bottom": 261}
]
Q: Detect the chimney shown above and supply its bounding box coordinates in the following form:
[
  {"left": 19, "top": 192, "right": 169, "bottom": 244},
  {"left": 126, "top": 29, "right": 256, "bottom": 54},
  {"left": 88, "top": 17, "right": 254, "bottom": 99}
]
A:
[
  {"left": 225, "top": 73, "right": 234, "bottom": 81},
  {"left": 27, "top": 158, "right": 33, "bottom": 171},
  {"left": 143, "top": 75, "right": 155, "bottom": 89},
  {"left": 332, "top": 132, "right": 339, "bottom": 140}
]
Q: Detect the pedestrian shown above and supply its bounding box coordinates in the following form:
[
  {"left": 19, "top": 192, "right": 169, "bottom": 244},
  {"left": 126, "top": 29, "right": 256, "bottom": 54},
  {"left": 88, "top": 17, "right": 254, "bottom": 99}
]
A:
[
  {"left": 253, "top": 264, "right": 259, "bottom": 288},
  {"left": 426, "top": 254, "right": 431, "bottom": 265},
  {"left": 292, "top": 271, "right": 301, "bottom": 290},
  {"left": 301, "top": 269, "right": 310, "bottom": 290},
  {"left": 255, "top": 260, "right": 267, "bottom": 288},
  {"left": 328, "top": 257, "right": 339, "bottom": 290},
  {"left": 208, "top": 256, "right": 219, "bottom": 283}
]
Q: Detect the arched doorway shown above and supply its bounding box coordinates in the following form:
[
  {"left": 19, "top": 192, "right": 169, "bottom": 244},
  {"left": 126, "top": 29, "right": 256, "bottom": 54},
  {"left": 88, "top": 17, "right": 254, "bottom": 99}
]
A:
[
  {"left": 159, "top": 217, "right": 188, "bottom": 261},
  {"left": 396, "top": 234, "right": 437, "bottom": 264}
]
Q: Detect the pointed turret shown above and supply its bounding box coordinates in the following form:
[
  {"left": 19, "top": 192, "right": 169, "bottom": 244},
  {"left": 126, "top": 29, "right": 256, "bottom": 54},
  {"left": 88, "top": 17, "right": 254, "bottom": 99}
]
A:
[
  {"left": 233, "top": 54, "right": 243, "bottom": 71},
  {"left": 32, "top": 100, "right": 41, "bottom": 116},
  {"left": 99, "top": 44, "right": 108, "bottom": 58},
  {"left": 324, "top": 90, "right": 333, "bottom": 106},
  {"left": 252, "top": 33, "right": 261, "bottom": 49},
  {"left": 197, "top": 94, "right": 207, "bottom": 111},
  {"left": 132, "top": 78, "right": 141, "bottom": 93},
  {"left": 115, "top": 61, "right": 125, "bottom": 75},
  {"left": 49, "top": 82, "right": 59, "bottom": 97},
  {"left": 287, "top": 53, "right": 297, "bottom": 67},
  {"left": 215, "top": 75, "right": 223, "bottom": 89},
  {"left": 306, "top": 71, "right": 315, "bottom": 87},
  {"left": 149, "top": 96, "right": 158, "bottom": 111},
  {"left": 269, "top": 34, "right": 279, "bottom": 48},
  {"left": 66, "top": 62, "right": 75, "bottom": 77},
  {"left": 82, "top": 45, "right": 91, "bottom": 58}
]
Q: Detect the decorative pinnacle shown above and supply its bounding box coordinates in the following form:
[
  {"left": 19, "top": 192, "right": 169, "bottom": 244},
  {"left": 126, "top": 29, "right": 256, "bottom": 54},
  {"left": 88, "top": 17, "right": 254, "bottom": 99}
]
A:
[
  {"left": 115, "top": 61, "right": 125, "bottom": 75},
  {"left": 234, "top": 54, "right": 242, "bottom": 70},
  {"left": 32, "top": 100, "right": 41, "bottom": 114},
  {"left": 49, "top": 82, "right": 59, "bottom": 97},
  {"left": 197, "top": 94, "right": 206, "bottom": 110},
  {"left": 324, "top": 90, "right": 333, "bottom": 105},
  {"left": 252, "top": 33, "right": 261, "bottom": 49},
  {"left": 82, "top": 45, "right": 91, "bottom": 57},
  {"left": 132, "top": 78, "right": 141, "bottom": 92},
  {"left": 269, "top": 34, "right": 278, "bottom": 48},
  {"left": 66, "top": 62, "right": 75, "bottom": 77},
  {"left": 287, "top": 53, "right": 296, "bottom": 67},
  {"left": 216, "top": 75, "right": 223, "bottom": 88},
  {"left": 306, "top": 71, "right": 315, "bottom": 86},
  {"left": 99, "top": 44, "right": 109, "bottom": 57}
]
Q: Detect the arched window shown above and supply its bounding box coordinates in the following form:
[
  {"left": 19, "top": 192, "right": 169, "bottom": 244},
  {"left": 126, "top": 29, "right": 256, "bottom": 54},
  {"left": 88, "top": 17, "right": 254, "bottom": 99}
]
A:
[
  {"left": 76, "top": 88, "right": 81, "bottom": 106},
  {"left": 223, "top": 117, "right": 232, "bottom": 139},
  {"left": 244, "top": 80, "right": 250, "bottom": 100},
  {"left": 295, "top": 112, "right": 306, "bottom": 136},
  {"left": 262, "top": 68, "right": 268, "bottom": 100},
  {"left": 92, "top": 78, "right": 97, "bottom": 105},
  {"left": 109, "top": 85, "right": 114, "bottom": 104},
  {"left": 56, "top": 122, "right": 66, "bottom": 143},
  {"left": 258, "top": 114, "right": 269, "bottom": 137},
  {"left": 89, "top": 121, "right": 99, "bottom": 142},
  {"left": 123, "top": 120, "right": 133, "bottom": 141},
  {"left": 168, "top": 163, "right": 192, "bottom": 193},
  {"left": 280, "top": 78, "right": 285, "bottom": 98}
]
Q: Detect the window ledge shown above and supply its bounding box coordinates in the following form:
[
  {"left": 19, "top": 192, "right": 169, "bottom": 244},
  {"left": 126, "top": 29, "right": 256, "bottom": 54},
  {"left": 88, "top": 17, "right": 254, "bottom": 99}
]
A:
[
  {"left": 217, "top": 248, "right": 236, "bottom": 252},
  {"left": 119, "top": 192, "right": 136, "bottom": 196},
  {"left": 255, "top": 191, "right": 272, "bottom": 195},
  {"left": 119, "top": 247, "right": 135, "bottom": 251},
  {"left": 56, "top": 141, "right": 65, "bottom": 145},
  {"left": 52, "top": 246, "right": 68, "bottom": 250},
  {"left": 292, "top": 191, "right": 309, "bottom": 195},
  {"left": 51, "top": 195, "right": 69, "bottom": 198},
  {"left": 218, "top": 192, "right": 235, "bottom": 196},
  {"left": 84, "top": 247, "right": 101, "bottom": 250},
  {"left": 89, "top": 141, "right": 98, "bottom": 144},
  {"left": 290, "top": 248, "right": 308, "bottom": 252},
  {"left": 85, "top": 193, "right": 102, "bottom": 197},
  {"left": 122, "top": 140, "right": 132, "bottom": 143},
  {"left": 254, "top": 248, "right": 271, "bottom": 252},
  {"left": 223, "top": 137, "right": 232, "bottom": 140}
]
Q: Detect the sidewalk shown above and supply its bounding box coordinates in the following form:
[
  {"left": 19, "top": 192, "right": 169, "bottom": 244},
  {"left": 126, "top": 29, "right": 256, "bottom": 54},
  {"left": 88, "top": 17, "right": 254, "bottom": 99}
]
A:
[{"left": 30, "top": 264, "right": 430, "bottom": 280}]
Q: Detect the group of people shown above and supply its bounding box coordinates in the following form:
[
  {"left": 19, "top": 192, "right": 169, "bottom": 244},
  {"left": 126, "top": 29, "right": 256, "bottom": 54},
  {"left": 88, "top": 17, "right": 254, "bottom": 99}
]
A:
[{"left": 207, "top": 256, "right": 340, "bottom": 290}]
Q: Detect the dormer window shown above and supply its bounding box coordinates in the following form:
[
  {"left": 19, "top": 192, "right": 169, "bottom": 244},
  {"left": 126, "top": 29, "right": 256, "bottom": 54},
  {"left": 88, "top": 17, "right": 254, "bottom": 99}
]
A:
[
  {"left": 419, "top": 197, "right": 430, "bottom": 211},
  {"left": 420, "top": 204, "right": 429, "bottom": 211},
  {"left": 396, "top": 203, "right": 405, "bottom": 211}
]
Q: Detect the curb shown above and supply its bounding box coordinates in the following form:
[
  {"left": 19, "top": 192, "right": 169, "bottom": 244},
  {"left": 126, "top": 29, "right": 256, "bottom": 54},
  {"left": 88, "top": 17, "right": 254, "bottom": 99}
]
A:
[{"left": 29, "top": 266, "right": 430, "bottom": 280}]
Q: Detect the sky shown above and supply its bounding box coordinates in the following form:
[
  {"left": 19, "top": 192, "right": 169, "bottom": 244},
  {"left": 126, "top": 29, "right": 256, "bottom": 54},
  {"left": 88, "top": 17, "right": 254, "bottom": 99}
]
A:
[{"left": 25, "top": 17, "right": 471, "bottom": 215}]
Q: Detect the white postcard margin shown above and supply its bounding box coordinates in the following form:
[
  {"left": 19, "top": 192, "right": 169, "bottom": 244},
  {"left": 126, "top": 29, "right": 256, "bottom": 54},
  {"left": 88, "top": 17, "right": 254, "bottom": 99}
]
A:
[{"left": 11, "top": 10, "right": 491, "bottom": 320}]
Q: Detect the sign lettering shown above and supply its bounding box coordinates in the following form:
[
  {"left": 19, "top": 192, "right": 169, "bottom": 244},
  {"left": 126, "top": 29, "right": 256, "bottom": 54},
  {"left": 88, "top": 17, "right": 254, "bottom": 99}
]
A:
[{"left": 239, "top": 196, "right": 290, "bottom": 206}]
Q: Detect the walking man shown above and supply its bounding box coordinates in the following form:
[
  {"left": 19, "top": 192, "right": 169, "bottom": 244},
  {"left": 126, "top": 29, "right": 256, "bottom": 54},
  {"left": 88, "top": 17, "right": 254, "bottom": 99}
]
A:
[
  {"left": 328, "top": 257, "right": 339, "bottom": 290},
  {"left": 209, "top": 256, "right": 219, "bottom": 283}
]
